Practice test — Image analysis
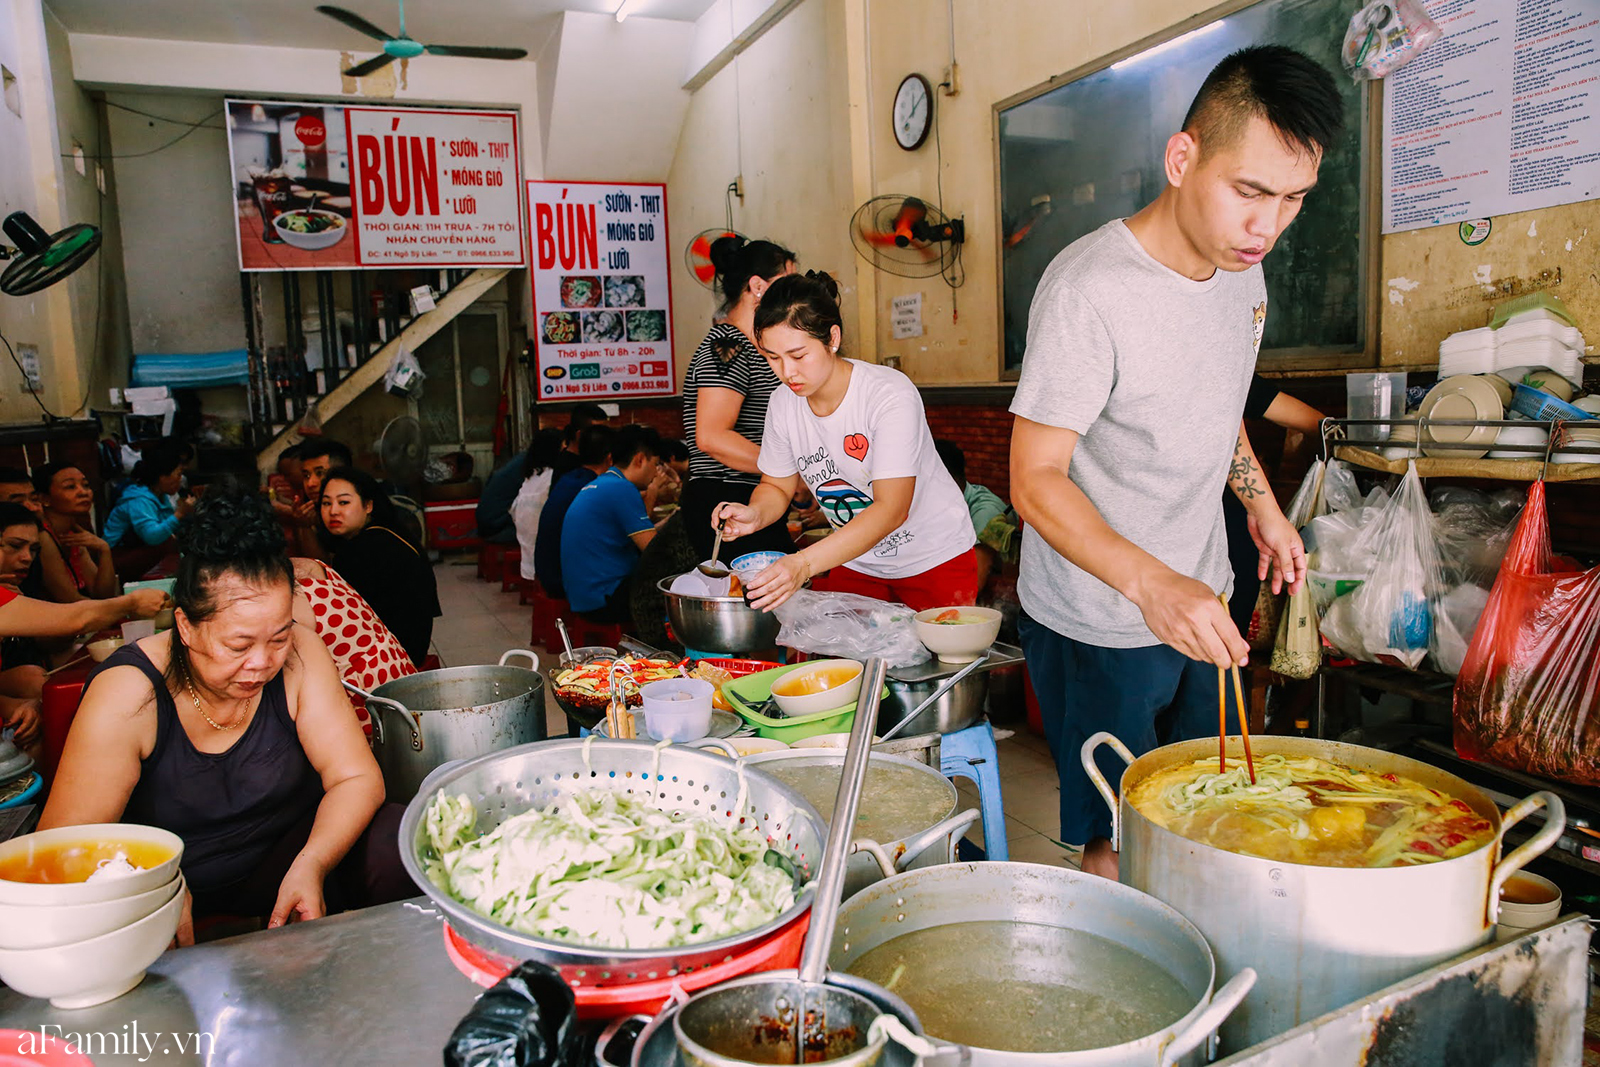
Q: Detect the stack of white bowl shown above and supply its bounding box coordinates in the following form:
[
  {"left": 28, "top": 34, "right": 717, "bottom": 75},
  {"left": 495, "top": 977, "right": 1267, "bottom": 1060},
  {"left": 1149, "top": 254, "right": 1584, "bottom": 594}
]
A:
[{"left": 0, "top": 824, "right": 185, "bottom": 1008}]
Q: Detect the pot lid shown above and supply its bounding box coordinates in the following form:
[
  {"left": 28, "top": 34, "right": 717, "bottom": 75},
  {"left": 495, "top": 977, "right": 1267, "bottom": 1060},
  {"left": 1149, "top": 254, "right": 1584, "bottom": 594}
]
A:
[
  {"left": 0, "top": 739, "right": 34, "bottom": 786},
  {"left": 889, "top": 640, "right": 1024, "bottom": 683}
]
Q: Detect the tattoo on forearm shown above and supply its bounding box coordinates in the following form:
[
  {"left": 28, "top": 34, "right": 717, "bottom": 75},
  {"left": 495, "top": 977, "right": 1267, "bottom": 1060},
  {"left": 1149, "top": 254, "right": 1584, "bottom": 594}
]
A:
[{"left": 1229, "top": 436, "right": 1267, "bottom": 501}]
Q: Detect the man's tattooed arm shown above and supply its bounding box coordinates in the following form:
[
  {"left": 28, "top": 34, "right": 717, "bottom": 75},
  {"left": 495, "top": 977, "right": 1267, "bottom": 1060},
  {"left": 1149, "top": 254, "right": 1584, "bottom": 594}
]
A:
[{"left": 1229, "top": 426, "right": 1269, "bottom": 504}]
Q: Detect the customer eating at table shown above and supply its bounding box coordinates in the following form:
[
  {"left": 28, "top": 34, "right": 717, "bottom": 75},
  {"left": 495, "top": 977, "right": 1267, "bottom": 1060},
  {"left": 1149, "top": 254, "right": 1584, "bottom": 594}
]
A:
[
  {"left": 0, "top": 467, "right": 36, "bottom": 512},
  {"left": 34, "top": 462, "right": 119, "bottom": 602},
  {"left": 510, "top": 428, "right": 568, "bottom": 584},
  {"left": 682, "top": 236, "right": 800, "bottom": 562},
  {"left": 713, "top": 271, "right": 977, "bottom": 612},
  {"left": 559, "top": 424, "right": 672, "bottom": 626},
  {"left": 318, "top": 467, "right": 439, "bottom": 667},
  {"left": 104, "top": 438, "right": 194, "bottom": 582},
  {"left": 290, "top": 557, "right": 416, "bottom": 736},
  {"left": 288, "top": 438, "right": 353, "bottom": 559},
  {"left": 1007, "top": 46, "right": 1338, "bottom": 879},
  {"left": 41, "top": 490, "right": 411, "bottom": 942},
  {"left": 549, "top": 403, "right": 611, "bottom": 482},
  {"left": 534, "top": 423, "right": 615, "bottom": 601}
]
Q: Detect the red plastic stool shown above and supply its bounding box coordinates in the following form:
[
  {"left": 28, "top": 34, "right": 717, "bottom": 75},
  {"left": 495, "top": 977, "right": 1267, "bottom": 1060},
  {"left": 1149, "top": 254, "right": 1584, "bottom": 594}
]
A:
[
  {"left": 476, "top": 542, "right": 508, "bottom": 581},
  {"left": 527, "top": 581, "right": 567, "bottom": 649},
  {"left": 500, "top": 549, "right": 523, "bottom": 592},
  {"left": 568, "top": 617, "right": 625, "bottom": 649}
]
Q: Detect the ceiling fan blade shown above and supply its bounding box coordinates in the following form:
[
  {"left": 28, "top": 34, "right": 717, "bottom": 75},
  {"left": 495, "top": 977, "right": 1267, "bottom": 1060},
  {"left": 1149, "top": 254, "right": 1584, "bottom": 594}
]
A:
[
  {"left": 316, "top": 5, "right": 394, "bottom": 41},
  {"left": 344, "top": 52, "right": 398, "bottom": 77},
  {"left": 424, "top": 44, "right": 529, "bottom": 60}
]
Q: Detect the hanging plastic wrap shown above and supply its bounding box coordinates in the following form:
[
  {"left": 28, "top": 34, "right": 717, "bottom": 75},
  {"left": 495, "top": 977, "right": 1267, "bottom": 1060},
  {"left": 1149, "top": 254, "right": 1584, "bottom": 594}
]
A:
[{"left": 1453, "top": 480, "right": 1600, "bottom": 785}]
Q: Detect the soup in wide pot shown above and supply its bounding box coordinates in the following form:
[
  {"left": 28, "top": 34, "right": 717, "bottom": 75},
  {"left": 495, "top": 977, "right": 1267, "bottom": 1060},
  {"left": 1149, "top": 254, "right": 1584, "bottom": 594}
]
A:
[
  {"left": 762, "top": 760, "right": 952, "bottom": 843},
  {"left": 1126, "top": 752, "right": 1495, "bottom": 868}
]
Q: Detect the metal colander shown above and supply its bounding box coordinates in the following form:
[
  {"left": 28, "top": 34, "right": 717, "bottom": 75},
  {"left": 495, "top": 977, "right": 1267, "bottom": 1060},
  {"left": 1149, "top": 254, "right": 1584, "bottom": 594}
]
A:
[{"left": 398, "top": 738, "right": 828, "bottom": 984}]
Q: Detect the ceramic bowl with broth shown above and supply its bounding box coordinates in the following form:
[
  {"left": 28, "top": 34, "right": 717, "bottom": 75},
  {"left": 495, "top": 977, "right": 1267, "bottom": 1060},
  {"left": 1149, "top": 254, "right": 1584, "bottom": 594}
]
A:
[
  {"left": 0, "top": 824, "right": 183, "bottom": 906},
  {"left": 769, "top": 659, "right": 865, "bottom": 718},
  {"left": 913, "top": 606, "right": 1002, "bottom": 663}
]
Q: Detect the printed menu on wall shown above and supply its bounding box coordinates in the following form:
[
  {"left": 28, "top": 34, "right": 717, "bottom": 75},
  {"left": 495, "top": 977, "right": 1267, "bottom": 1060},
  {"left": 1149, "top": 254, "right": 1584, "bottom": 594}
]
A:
[
  {"left": 527, "top": 181, "right": 675, "bottom": 402},
  {"left": 226, "top": 100, "right": 525, "bottom": 270},
  {"left": 1382, "top": 0, "right": 1600, "bottom": 233}
]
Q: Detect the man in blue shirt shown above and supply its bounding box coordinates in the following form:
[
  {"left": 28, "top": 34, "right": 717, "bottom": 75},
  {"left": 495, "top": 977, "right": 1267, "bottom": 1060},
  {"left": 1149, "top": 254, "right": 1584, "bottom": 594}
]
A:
[
  {"left": 560, "top": 425, "right": 670, "bottom": 624},
  {"left": 534, "top": 424, "right": 615, "bottom": 599},
  {"left": 478, "top": 403, "right": 608, "bottom": 544}
]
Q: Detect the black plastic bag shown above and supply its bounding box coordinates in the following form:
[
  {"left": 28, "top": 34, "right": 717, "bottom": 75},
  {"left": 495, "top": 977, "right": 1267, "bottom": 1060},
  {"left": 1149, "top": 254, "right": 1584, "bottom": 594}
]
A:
[{"left": 444, "top": 962, "right": 580, "bottom": 1067}]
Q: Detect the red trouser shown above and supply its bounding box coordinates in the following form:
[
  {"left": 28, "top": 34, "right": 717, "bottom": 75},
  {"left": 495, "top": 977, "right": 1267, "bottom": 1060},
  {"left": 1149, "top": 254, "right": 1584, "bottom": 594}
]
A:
[{"left": 811, "top": 548, "right": 979, "bottom": 612}]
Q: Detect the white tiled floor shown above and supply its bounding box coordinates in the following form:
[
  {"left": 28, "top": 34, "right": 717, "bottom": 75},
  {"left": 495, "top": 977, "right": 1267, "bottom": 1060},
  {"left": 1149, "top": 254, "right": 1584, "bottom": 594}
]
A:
[{"left": 429, "top": 555, "right": 1078, "bottom": 868}]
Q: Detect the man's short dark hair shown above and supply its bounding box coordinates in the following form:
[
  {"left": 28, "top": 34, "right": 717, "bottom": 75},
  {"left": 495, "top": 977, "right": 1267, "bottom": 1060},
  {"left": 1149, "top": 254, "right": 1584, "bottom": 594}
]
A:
[
  {"left": 299, "top": 438, "right": 353, "bottom": 467},
  {"left": 1182, "top": 46, "right": 1343, "bottom": 160},
  {"left": 0, "top": 502, "right": 40, "bottom": 530},
  {"left": 567, "top": 403, "right": 609, "bottom": 430},
  {"left": 661, "top": 438, "right": 690, "bottom": 464},
  {"left": 576, "top": 424, "right": 616, "bottom": 467},
  {"left": 610, "top": 424, "right": 664, "bottom": 469},
  {"left": 932, "top": 439, "right": 966, "bottom": 484},
  {"left": 0, "top": 467, "right": 31, "bottom": 487}
]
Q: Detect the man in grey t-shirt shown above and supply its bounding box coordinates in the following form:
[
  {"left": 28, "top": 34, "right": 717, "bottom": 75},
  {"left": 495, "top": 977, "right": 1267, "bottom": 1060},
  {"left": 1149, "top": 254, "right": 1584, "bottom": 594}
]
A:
[{"left": 1009, "top": 46, "right": 1342, "bottom": 878}]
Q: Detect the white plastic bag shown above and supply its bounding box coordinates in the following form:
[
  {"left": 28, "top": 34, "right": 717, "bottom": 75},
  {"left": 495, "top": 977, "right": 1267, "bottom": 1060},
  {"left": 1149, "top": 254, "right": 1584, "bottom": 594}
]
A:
[
  {"left": 1341, "top": 0, "right": 1442, "bottom": 81},
  {"left": 773, "top": 591, "right": 931, "bottom": 668},
  {"left": 1329, "top": 464, "right": 1441, "bottom": 669},
  {"left": 385, "top": 345, "right": 425, "bottom": 397}
]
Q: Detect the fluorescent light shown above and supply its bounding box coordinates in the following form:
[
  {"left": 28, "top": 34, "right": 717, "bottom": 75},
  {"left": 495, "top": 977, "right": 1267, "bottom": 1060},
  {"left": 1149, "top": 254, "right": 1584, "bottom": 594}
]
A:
[
  {"left": 1110, "top": 21, "right": 1223, "bottom": 71},
  {"left": 615, "top": 0, "right": 640, "bottom": 22}
]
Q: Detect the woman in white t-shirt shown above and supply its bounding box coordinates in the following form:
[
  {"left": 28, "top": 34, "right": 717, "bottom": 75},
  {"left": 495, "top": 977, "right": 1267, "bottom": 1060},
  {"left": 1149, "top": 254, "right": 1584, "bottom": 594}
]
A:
[
  {"left": 511, "top": 429, "right": 565, "bottom": 580},
  {"left": 714, "top": 272, "right": 977, "bottom": 612}
]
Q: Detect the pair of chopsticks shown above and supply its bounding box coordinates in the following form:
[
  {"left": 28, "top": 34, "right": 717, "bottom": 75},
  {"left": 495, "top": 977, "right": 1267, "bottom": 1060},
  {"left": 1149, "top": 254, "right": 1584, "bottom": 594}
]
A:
[{"left": 1216, "top": 594, "right": 1256, "bottom": 784}]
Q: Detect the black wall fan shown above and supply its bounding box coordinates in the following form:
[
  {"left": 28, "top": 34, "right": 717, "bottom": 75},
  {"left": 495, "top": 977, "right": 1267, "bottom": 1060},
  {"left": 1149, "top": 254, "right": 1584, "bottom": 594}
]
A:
[
  {"left": 317, "top": 1, "right": 528, "bottom": 78},
  {"left": 0, "top": 212, "right": 101, "bottom": 297},
  {"left": 849, "top": 195, "right": 963, "bottom": 280}
]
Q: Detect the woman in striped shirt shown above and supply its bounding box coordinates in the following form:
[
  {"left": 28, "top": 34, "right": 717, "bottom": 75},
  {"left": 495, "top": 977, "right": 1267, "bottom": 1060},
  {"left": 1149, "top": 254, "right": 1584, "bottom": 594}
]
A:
[{"left": 679, "top": 235, "right": 800, "bottom": 561}]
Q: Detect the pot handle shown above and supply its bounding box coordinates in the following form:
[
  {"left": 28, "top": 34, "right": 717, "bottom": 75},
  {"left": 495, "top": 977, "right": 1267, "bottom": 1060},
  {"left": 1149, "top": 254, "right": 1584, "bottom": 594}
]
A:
[
  {"left": 888, "top": 809, "right": 982, "bottom": 871},
  {"left": 1158, "top": 967, "right": 1256, "bottom": 1067},
  {"left": 1488, "top": 791, "right": 1567, "bottom": 925},
  {"left": 499, "top": 649, "right": 541, "bottom": 670},
  {"left": 850, "top": 837, "right": 898, "bottom": 879},
  {"left": 594, "top": 1014, "right": 652, "bottom": 1067},
  {"left": 1080, "top": 731, "right": 1135, "bottom": 851},
  {"left": 687, "top": 737, "right": 740, "bottom": 759},
  {"left": 341, "top": 680, "right": 422, "bottom": 752}
]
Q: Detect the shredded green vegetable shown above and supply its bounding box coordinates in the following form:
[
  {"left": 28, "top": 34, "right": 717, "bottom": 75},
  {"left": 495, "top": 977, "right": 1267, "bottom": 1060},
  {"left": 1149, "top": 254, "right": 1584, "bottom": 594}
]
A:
[{"left": 423, "top": 789, "right": 797, "bottom": 949}]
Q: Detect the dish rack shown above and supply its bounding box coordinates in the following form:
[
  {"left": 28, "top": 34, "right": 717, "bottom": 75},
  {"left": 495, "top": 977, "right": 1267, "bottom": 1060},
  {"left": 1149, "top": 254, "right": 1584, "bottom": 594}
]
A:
[{"left": 1325, "top": 414, "right": 1600, "bottom": 482}]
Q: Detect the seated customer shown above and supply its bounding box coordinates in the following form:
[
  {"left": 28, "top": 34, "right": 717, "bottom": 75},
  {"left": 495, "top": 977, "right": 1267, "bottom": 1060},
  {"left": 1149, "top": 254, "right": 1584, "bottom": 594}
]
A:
[
  {"left": 104, "top": 438, "right": 194, "bottom": 582},
  {"left": 290, "top": 439, "right": 354, "bottom": 559},
  {"left": 534, "top": 423, "right": 615, "bottom": 600},
  {"left": 0, "top": 467, "right": 36, "bottom": 511},
  {"left": 511, "top": 429, "right": 567, "bottom": 582},
  {"left": 291, "top": 557, "right": 417, "bottom": 737},
  {"left": 934, "top": 439, "right": 1014, "bottom": 594},
  {"left": 34, "top": 462, "right": 118, "bottom": 602},
  {"left": 41, "top": 491, "right": 410, "bottom": 941},
  {"left": 560, "top": 425, "right": 670, "bottom": 625},
  {"left": 319, "top": 468, "right": 440, "bottom": 667},
  {"left": 550, "top": 403, "right": 612, "bottom": 482}
]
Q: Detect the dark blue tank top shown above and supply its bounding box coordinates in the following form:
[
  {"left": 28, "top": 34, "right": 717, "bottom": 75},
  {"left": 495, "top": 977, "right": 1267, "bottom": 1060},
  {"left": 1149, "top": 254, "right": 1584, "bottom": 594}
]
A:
[{"left": 90, "top": 644, "right": 324, "bottom": 894}]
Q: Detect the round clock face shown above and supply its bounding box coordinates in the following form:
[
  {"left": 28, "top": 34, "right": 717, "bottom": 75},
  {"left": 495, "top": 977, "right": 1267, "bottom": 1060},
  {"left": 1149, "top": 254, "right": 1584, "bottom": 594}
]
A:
[{"left": 893, "top": 74, "right": 932, "bottom": 151}]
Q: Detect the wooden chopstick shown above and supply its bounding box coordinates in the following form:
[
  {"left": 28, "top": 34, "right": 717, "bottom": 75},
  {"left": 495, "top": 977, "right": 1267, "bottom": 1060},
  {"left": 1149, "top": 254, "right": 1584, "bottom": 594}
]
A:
[
  {"left": 1216, "top": 667, "right": 1227, "bottom": 774},
  {"left": 1217, "top": 593, "right": 1256, "bottom": 784}
]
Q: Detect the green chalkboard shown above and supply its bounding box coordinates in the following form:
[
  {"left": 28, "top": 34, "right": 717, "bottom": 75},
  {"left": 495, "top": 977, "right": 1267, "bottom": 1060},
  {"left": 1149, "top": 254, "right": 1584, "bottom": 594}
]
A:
[{"left": 998, "top": 0, "right": 1372, "bottom": 373}]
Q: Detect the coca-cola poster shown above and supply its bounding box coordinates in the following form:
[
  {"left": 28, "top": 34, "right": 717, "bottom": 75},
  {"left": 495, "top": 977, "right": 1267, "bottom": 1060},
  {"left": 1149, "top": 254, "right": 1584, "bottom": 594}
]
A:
[
  {"left": 225, "top": 99, "right": 525, "bottom": 271},
  {"left": 527, "top": 181, "right": 675, "bottom": 401}
]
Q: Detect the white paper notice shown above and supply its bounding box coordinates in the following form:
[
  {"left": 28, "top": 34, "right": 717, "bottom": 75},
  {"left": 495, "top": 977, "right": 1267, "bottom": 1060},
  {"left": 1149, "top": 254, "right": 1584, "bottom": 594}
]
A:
[
  {"left": 1383, "top": 0, "right": 1600, "bottom": 233},
  {"left": 891, "top": 292, "right": 924, "bottom": 339}
]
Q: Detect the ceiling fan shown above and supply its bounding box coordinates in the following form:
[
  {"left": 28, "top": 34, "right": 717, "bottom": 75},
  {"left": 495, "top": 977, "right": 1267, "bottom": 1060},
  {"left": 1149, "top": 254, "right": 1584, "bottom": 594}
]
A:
[{"left": 316, "top": 1, "right": 529, "bottom": 78}]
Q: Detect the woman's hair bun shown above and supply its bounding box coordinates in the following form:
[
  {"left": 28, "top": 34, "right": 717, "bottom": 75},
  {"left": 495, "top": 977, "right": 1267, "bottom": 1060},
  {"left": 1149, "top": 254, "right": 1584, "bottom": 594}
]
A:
[
  {"left": 803, "top": 270, "right": 841, "bottom": 302},
  {"left": 707, "top": 234, "right": 747, "bottom": 275},
  {"left": 177, "top": 487, "right": 284, "bottom": 563}
]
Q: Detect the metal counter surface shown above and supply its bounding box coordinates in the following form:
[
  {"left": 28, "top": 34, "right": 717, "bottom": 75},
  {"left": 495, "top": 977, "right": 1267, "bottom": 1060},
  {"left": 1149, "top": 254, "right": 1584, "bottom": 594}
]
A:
[{"left": 0, "top": 898, "right": 482, "bottom": 1065}]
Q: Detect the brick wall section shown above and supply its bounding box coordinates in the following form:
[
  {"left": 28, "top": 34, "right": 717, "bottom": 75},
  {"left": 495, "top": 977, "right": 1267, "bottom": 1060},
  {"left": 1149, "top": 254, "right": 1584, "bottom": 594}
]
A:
[
  {"left": 922, "top": 402, "right": 1015, "bottom": 502},
  {"left": 537, "top": 400, "right": 684, "bottom": 440}
]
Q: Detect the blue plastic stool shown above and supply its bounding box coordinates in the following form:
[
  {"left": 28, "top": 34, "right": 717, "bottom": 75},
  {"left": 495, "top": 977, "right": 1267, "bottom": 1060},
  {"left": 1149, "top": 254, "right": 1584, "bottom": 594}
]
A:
[{"left": 940, "top": 720, "right": 1008, "bottom": 861}]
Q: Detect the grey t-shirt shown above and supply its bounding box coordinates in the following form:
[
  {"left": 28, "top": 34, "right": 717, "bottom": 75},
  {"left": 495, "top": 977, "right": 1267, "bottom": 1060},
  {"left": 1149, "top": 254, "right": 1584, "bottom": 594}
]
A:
[{"left": 1010, "top": 219, "right": 1267, "bottom": 648}]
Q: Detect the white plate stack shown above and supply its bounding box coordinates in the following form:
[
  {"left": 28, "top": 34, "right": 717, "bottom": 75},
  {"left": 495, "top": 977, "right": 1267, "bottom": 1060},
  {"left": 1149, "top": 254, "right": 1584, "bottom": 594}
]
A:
[{"left": 1438, "top": 310, "right": 1585, "bottom": 385}]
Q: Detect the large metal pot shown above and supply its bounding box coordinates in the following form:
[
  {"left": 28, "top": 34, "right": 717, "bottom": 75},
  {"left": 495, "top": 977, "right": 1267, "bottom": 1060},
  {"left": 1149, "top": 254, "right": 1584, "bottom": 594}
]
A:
[
  {"left": 1082, "top": 732, "right": 1567, "bottom": 1053},
  {"left": 658, "top": 575, "right": 781, "bottom": 653},
  {"left": 830, "top": 862, "right": 1256, "bottom": 1066},
  {"left": 743, "top": 750, "right": 978, "bottom": 900},
  {"left": 358, "top": 650, "right": 546, "bottom": 803}
]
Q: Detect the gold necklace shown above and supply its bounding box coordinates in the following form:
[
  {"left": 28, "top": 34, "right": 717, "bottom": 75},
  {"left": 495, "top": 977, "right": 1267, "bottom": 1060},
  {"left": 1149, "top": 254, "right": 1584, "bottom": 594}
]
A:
[{"left": 181, "top": 662, "right": 249, "bottom": 731}]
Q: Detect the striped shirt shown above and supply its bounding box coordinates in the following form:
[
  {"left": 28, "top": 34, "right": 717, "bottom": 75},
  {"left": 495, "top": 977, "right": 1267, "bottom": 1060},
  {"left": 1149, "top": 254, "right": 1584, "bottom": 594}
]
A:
[{"left": 681, "top": 322, "right": 779, "bottom": 486}]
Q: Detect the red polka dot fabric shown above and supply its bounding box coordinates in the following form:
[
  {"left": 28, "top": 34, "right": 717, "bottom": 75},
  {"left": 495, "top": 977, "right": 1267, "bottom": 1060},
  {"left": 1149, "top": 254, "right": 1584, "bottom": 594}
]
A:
[{"left": 297, "top": 565, "right": 417, "bottom": 738}]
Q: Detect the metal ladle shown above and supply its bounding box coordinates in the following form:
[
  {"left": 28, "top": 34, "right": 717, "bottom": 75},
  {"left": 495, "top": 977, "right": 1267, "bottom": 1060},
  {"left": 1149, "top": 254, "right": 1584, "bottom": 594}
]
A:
[{"left": 697, "top": 521, "right": 730, "bottom": 578}]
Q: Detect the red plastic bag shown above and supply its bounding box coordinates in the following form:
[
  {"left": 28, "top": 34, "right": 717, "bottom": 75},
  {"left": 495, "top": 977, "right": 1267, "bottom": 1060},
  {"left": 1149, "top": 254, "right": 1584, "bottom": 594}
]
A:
[{"left": 1453, "top": 480, "right": 1600, "bottom": 784}]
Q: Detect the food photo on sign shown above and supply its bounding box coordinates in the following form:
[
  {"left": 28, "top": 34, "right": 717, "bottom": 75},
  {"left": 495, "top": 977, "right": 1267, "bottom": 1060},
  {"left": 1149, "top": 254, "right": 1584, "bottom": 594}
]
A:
[{"left": 226, "top": 101, "right": 355, "bottom": 269}]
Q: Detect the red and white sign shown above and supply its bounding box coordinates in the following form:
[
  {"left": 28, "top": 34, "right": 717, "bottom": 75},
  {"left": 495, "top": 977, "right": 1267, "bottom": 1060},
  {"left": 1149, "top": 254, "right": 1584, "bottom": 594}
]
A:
[
  {"left": 528, "top": 180, "right": 675, "bottom": 402},
  {"left": 225, "top": 99, "right": 525, "bottom": 271}
]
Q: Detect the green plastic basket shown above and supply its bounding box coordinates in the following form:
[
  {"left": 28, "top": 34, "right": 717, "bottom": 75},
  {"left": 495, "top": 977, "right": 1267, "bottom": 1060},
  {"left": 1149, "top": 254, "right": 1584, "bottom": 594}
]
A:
[{"left": 723, "top": 664, "right": 889, "bottom": 742}]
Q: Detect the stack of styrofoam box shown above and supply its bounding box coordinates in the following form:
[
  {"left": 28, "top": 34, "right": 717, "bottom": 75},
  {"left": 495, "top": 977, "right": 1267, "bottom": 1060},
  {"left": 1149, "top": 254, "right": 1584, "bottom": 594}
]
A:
[{"left": 1438, "top": 309, "right": 1584, "bottom": 385}]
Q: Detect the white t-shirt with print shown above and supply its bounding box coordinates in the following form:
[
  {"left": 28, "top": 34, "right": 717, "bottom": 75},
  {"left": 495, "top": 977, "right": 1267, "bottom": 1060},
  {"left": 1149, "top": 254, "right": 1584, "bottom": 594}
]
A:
[{"left": 758, "top": 359, "right": 974, "bottom": 580}]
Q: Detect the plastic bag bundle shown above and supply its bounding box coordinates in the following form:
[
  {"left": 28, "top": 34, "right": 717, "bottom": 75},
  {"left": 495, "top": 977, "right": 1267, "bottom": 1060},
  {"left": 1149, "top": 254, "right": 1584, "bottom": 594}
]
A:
[
  {"left": 1269, "top": 460, "right": 1329, "bottom": 678},
  {"left": 1341, "top": 0, "right": 1442, "bottom": 81},
  {"left": 773, "top": 590, "right": 931, "bottom": 668},
  {"left": 444, "top": 962, "right": 579, "bottom": 1067},
  {"left": 1453, "top": 480, "right": 1600, "bottom": 785},
  {"left": 1320, "top": 464, "right": 1441, "bottom": 669}
]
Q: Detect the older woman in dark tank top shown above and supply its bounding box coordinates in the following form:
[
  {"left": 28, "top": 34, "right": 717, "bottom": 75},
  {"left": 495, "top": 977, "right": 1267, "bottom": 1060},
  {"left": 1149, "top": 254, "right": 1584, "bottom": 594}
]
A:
[{"left": 41, "top": 490, "right": 413, "bottom": 944}]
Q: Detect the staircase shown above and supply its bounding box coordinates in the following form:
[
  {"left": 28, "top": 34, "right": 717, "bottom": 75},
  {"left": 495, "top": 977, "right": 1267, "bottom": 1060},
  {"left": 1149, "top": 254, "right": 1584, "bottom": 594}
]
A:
[{"left": 249, "top": 267, "right": 511, "bottom": 477}]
